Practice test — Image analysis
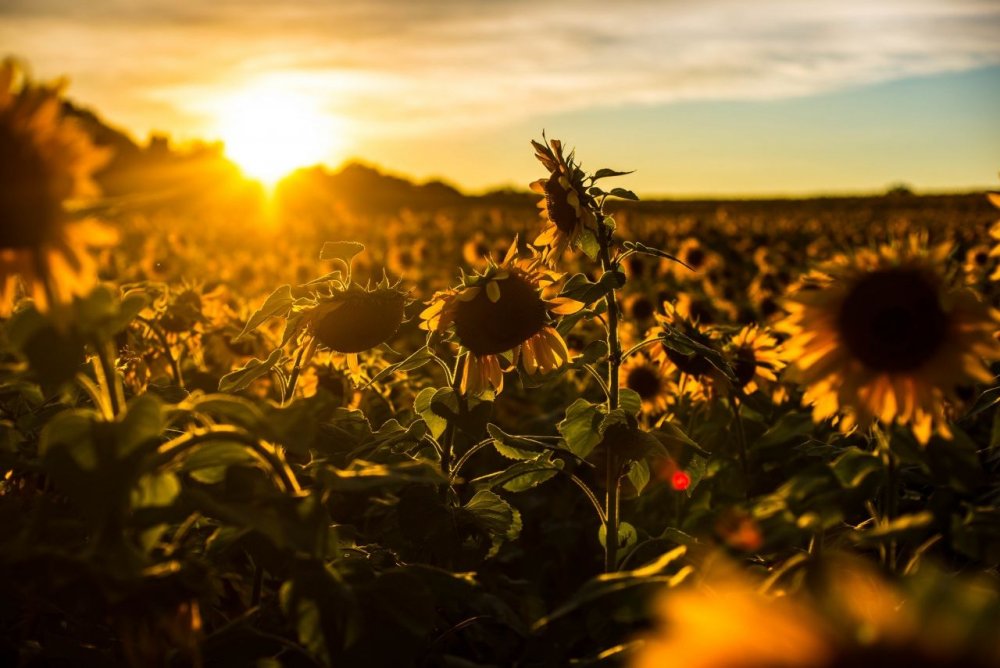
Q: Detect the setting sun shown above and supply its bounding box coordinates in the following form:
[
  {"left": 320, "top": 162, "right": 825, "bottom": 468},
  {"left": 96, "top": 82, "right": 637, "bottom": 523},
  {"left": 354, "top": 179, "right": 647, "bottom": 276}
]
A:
[{"left": 212, "top": 82, "right": 344, "bottom": 186}]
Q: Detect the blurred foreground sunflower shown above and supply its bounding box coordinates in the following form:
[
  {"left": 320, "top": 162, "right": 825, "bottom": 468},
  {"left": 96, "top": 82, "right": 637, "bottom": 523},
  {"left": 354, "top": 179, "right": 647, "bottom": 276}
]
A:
[
  {"left": 421, "top": 244, "right": 581, "bottom": 395},
  {"left": 0, "top": 58, "right": 113, "bottom": 314},
  {"left": 779, "top": 241, "right": 1000, "bottom": 443},
  {"left": 529, "top": 136, "right": 597, "bottom": 264},
  {"left": 633, "top": 553, "right": 1000, "bottom": 668}
]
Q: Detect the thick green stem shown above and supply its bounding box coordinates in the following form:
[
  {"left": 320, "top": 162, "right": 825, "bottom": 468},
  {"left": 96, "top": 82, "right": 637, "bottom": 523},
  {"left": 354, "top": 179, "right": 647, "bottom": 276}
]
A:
[
  {"left": 283, "top": 342, "right": 309, "bottom": 405},
  {"left": 598, "top": 216, "right": 622, "bottom": 573},
  {"left": 94, "top": 340, "right": 124, "bottom": 417},
  {"left": 441, "top": 353, "right": 467, "bottom": 499}
]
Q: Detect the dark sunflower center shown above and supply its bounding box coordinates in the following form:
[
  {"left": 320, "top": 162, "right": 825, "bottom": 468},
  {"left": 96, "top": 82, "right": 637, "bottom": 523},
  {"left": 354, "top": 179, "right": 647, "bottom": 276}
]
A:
[
  {"left": 628, "top": 296, "right": 655, "bottom": 321},
  {"left": 454, "top": 274, "right": 547, "bottom": 355},
  {"left": 314, "top": 292, "right": 406, "bottom": 353},
  {"left": 543, "top": 177, "right": 579, "bottom": 235},
  {"left": 0, "top": 123, "right": 62, "bottom": 248},
  {"left": 685, "top": 248, "right": 705, "bottom": 269},
  {"left": 836, "top": 268, "right": 948, "bottom": 372},
  {"left": 626, "top": 365, "right": 661, "bottom": 400},
  {"left": 974, "top": 251, "right": 989, "bottom": 266}
]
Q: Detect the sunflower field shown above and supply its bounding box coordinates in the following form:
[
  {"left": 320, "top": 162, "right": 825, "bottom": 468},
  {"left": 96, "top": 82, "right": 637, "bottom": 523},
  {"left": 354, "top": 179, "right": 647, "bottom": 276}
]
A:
[{"left": 3, "top": 60, "right": 1000, "bottom": 668}]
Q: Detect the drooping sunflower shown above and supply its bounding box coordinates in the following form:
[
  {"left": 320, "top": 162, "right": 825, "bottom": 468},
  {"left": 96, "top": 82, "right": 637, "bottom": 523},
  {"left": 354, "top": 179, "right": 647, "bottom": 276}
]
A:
[
  {"left": 779, "top": 241, "right": 1000, "bottom": 444},
  {"left": 529, "top": 136, "right": 597, "bottom": 264},
  {"left": 420, "top": 244, "right": 582, "bottom": 395},
  {"left": 306, "top": 280, "right": 408, "bottom": 355},
  {"left": 0, "top": 59, "right": 113, "bottom": 314},
  {"left": 620, "top": 353, "right": 672, "bottom": 414},
  {"left": 653, "top": 301, "right": 723, "bottom": 402}
]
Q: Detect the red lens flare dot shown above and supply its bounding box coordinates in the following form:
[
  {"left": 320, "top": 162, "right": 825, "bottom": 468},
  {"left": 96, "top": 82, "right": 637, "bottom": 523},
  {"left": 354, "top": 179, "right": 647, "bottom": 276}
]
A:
[{"left": 671, "top": 471, "right": 691, "bottom": 491}]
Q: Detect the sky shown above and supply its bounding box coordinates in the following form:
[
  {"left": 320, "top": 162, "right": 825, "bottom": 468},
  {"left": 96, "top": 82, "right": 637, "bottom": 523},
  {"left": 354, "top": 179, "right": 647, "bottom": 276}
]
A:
[{"left": 1, "top": 0, "right": 999, "bottom": 196}]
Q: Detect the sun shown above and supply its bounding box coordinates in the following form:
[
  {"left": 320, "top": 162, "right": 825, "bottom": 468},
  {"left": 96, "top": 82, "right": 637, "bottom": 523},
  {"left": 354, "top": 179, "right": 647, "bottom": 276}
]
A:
[{"left": 212, "top": 81, "right": 344, "bottom": 186}]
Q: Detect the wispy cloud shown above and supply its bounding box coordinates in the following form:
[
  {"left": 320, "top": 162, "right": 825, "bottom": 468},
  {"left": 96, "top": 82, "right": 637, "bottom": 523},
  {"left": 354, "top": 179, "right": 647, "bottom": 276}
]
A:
[{"left": 2, "top": 0, "right": 998, "bottom": 141}]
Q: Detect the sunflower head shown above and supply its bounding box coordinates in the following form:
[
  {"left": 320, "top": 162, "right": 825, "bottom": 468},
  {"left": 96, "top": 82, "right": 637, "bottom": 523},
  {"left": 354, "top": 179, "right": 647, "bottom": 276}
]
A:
[
  {"left": 309, "top": 280, "right": 408, "bottom": 354},
  {"left": 726, "top": 325, "right": 785, "bottom": 396},
  {"left": 621, "top": 353, "right": 672, "bottom": 414},
  {"left": 780, "top": 242, "right": 1000, "bottom": 443},
  {"left": 421, "top": 244, "right": 581, "bottom": 394},
  {"left": 0, "top": 58, "right": 113, "bottom": 313},
  {"left": 529, "top": 136, "right": 597, "bottom": 263}
]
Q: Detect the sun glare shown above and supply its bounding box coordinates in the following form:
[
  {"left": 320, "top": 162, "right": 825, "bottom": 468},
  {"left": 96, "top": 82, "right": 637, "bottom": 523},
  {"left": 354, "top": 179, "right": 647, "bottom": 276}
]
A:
[{"left": 212, "top": 82, "right": 344, "bottom": 186}]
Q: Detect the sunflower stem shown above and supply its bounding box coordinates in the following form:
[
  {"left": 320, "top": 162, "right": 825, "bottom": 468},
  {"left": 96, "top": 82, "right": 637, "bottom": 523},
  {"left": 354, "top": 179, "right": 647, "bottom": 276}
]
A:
[
  {"left": 136, "top": 316, "right": 184, "bottom": 388},
  {"left": 441, "top": 354, "right": 466, "bottom": 498},
  {"left": 94, "top": 339, "right": 124, "bottom": 418},
  {"left": 283, "top": 343, "right": 309, "bottom": 405},
  {"left": 732, "top": 392, "right": 750, "bottom": 500},
  {"left": 597, "top": 214, "right": 622, "bottom": 573}
]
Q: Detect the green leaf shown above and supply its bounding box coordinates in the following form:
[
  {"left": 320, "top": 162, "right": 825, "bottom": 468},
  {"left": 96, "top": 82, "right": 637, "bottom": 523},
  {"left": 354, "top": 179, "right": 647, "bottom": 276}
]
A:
[
  {"left": 472, "top": 455, "right": 563, "bottom": 492},
  {"left": 859, "top": 511, "right": 936, "bottom": 542},
  {"left": 567, "top": 340, "right": 608, "bottom": 368},
  {"left": 463, "top": 489, "right": 522, "bottom": 557},
  {"left": 280, "top": 560, "right": 358, "bottom": 665},
  {"left": 234, "top": 285, "right": 294, "bottom": 342},
  {"left": 558, "top": 399, "right": 605, "bottom": 459},
  {"left": 316, "top": 459, "right": 445, "bottom": 491},
  {"left": 131, "top": 471, "right": 180, "bottom": 508},
  {"left": 488, "top": 424, "right": 547, "bottom": 460},
  {"left": 559, "top": 272, "right": 627, "bottom": 306},
  {"left": 625, "top": 458, "right": 650, "bottom": 495},
  {"left": 414, "top": 387, "right": 447, "bottom": 440},
  {"left": 592, "top": 168, "right": 635, "bottom": 181},
  {"left": 6, "top": 306, "right": 85, "bottom": 388},
  {"left": 753, "top": 412, "right": 815, "bottom": 450},
  {"left": 218, "top": 348, "right": 284, "bottom": 392},
  {"left": 619, "top": 388, "right": 642, "bottom": 416},
  {"left": 578, "top": 228, "right": 600, "bottom": 260},
  {"left": 117, "top": 394, "right": 165, "bottom": 457},
  {"left": 598, "top": 520, "right": 638, "bottom": 553},
  {"left": 608, "top": 187, "right": 639, "bottom": 201},
  {"left": 651, "top": 421, "right": 709, "bottom": 461},
  {"left": 830, "top": 448, "right": 882, "bottom": 489},
  {"left": 181, "top": 440, "right": 261, "bottom": 484},
  {"left": 363, "top": 346, "right": 433, "bottom": 388},
  {"left": 319, "top": 241, "right": 366, "bottom": 265},
  {"left": 622, "top": 241, "right": 692, "bottom": 270}
]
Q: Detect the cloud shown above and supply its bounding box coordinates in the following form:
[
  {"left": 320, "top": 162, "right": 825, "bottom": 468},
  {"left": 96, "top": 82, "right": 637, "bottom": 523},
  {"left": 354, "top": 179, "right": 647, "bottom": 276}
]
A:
[{"left": 1, "top": 0, "right": 998, "bottom": 140}]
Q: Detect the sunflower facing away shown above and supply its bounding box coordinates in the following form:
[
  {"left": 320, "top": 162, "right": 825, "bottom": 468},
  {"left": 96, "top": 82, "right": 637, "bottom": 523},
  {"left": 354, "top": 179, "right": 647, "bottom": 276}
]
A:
[
  {"left": 529, "top": 136, "right": 597, "bottom": 264},
  {"left": 779, "top": 241, "right": 1000, "bottom": 444},
  {"left": 0, "top": 59, "right": 113, "bottom": 314},
  {"left": 420, "top": 244, "right": 582, "bottom": 395}
]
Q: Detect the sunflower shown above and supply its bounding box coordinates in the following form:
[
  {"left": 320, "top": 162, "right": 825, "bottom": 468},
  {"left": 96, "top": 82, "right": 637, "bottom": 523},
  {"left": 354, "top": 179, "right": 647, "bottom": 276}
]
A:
[
  {"left": 529, "top": 136, "right": 597, "bottom": 264},
  {"left": 668, "top": 237, "right": 718, "bottom": 279},
  {"left": 306, "top": 281, "right": 408, "bottom": 355},
  {"left": 987, "top": 188, "right": 1000, "bottom": 280},
  {"left": 779, "top": 241, "right": 1000, "bottom": 444},
  {"left": 620, "top": 353, "right": 672, "bottom": 414},
  {"left": 0, "top": 59, "right": 113, "bottom": 314},
  {"left": 420, "top": 244, "right": 581, "bottom": 395},
  {"left": 726, "top": 325, "right": 785, "bottom": 397}
]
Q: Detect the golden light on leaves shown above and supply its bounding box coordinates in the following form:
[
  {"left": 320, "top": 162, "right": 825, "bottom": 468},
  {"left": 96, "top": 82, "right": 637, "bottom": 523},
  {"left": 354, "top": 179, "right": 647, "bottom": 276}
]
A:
[{"left": 211, "top": 80, "right": 347, "bottom": 186}]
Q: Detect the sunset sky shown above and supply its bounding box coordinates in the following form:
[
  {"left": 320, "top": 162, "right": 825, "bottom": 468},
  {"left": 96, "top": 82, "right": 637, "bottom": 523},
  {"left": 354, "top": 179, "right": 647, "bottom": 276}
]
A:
[{"left": 2, "top": 0, "right": 998, "bottom": 196}]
